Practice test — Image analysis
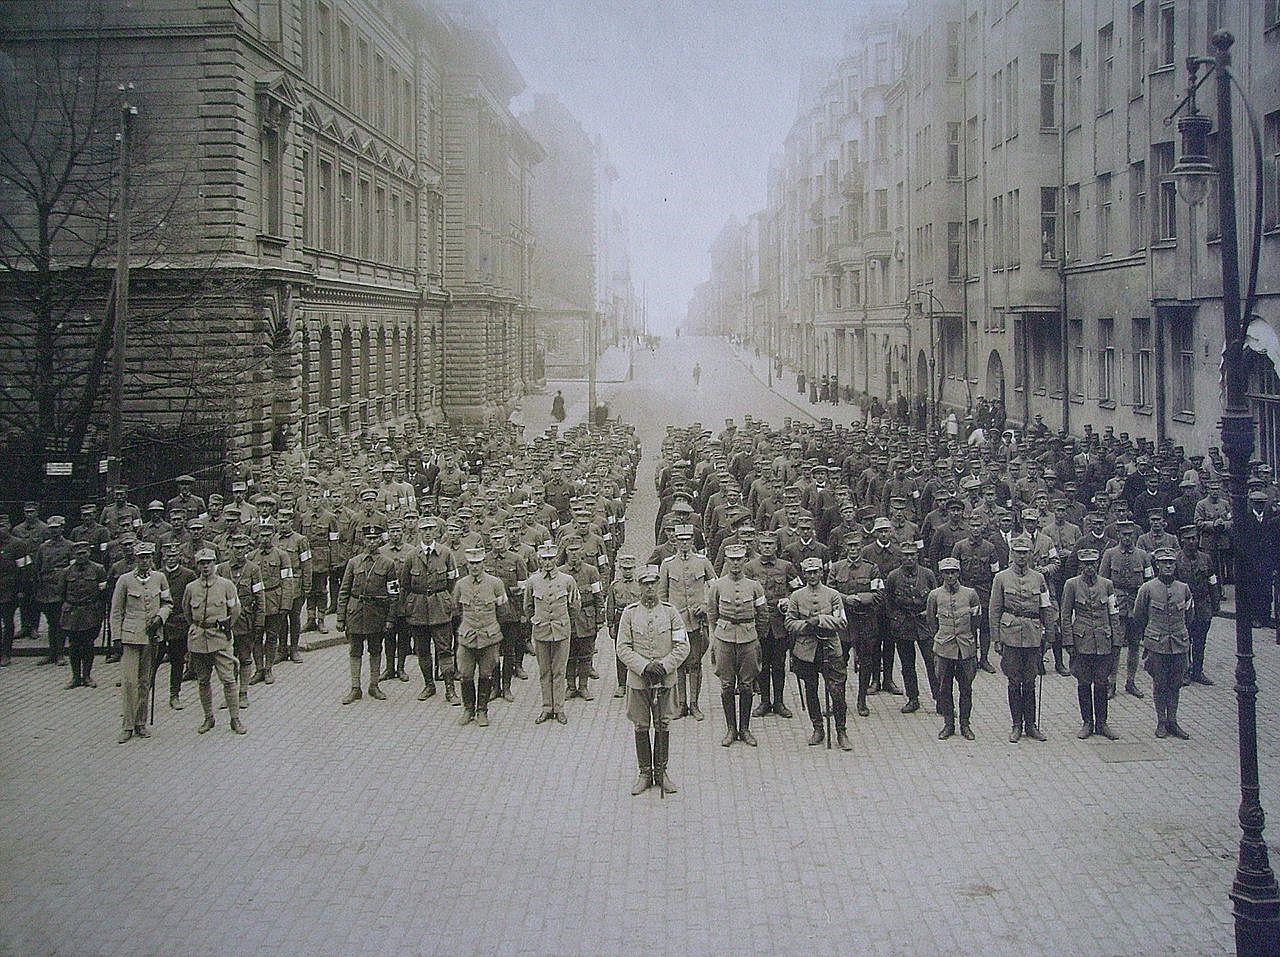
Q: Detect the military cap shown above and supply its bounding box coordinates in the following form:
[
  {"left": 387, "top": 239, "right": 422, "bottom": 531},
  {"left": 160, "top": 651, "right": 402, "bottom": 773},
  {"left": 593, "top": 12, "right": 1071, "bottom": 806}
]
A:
[
  {"left": 418, "top": 516, "right": 437, "bottom": 530},
  {"left": 1179, "top": 475, "right": 1197, "bottom": 488},
  {"left": 1147, "top": 507, "right": 1165, "bottom": 519},
  {"left": 253, "top": 493, "right": 279, "bottom": 507},
  {"left": 381, "top": 463, "right": 396, "bottom": 473},
  {"left": 1117, "top": 519, "right": 1138, "bottom": 531},
  {"left": 1248, "top": 489, "right": 1267, "bottom": 502},
  {"left": 617, "top": 553, "right": 637, "bottom": 568},
  {"left": 1076, "top": 548, "right": 1100, "bottom": 563},
  {"left": 898, "top": 541, "right": 919, "bottom": 555},
  {"left": 723, "top": 543, "right": 747, "bottom": 560},
  {"left": 1153, "top": 547, "right": 1177, "bottom": 562},
  {"left": 960, "top": 476, "right": 981, "bottom": 490},
  {"left": 220, "top": 503, "right": 240, "bottom": 515},
  {"left": 1178, "top": 524, "right": 1199, "bottom": 537},
  {"left": 79, "top": 502, "right": 96, "bottom": 514},
  {"left": 231, "top": 481, "right": 248, "bottom": 493},
  {"left": 563, "top": 537, "right": 584, "bottom": 551},
  {"left": 147, "top": 500, "right": 165, "bottom": 511},
  {"left": 839, "top": 502, "right": 858, "bottom": 514},
  {"left": 386, "top": 519, "right": 404, "bottom": 532},
  {"left": 71, "top": 538, "right": 91, "bottom": 552},
  {"left": 161, "top": 540, "right": 180, "bottom": 552},
  {"left": 118, "top": 532, "right": 138, "bottom": 546},
  {"left": 872, "top": 517, "right": 893, "bottom": 532},
  {"left": 537, "top": 543, "right": 559, "bottom": 559},
  {"left": 937, "top": 557, "right": 960, "bottom": 572},
  {"left": 46, "top": 515, "right": 65, "bottom": 528},
  {"left": 229, "top": 534, "right": 252, "bottom": 548},
  {"left": 1022, "top": 508, "right": 1040, "bottom": 521},
  {"left": 800, "top": 556, "right": 823, "bottom": 572},
  {"left": 303, "top": 475, "right": 321, "bottom": 486},
  {"left": 673, "top": 524, "right": 695, "bottom": 538},
  {"left": 359, "top": 488, "right": 378, "bottom": 501},
  {"left": 638, "top": 564, "right": 661, "bottom": 583},
  {"left": 194, "top": 548, "right": 217, "bottom": 563},
  {"left": 464, "top": 547, "right": 486, "bottom": 563},
  {"left": 757, "top": 529, "right": 778, "bottom": 542},
  {"left": 187, "top": 518, "right": 206, "bottom": 529},
  {"left": 361, "top": 523, "right": 383, "bottom": 538},
  {"left": 176, "top": 474, "right": 195, "bottom": 484},
  {"left": 889, "top": 496, "right": 907, "bottom": 508},
  {"left": 672, "top": 500, "right": 694, "bottom": 513},
  {"left": 133, "top": 541, "right": 156, "bottom": 555},
  {"left": 1010, "top": 535, "right": 1033, "bottom": 552}
]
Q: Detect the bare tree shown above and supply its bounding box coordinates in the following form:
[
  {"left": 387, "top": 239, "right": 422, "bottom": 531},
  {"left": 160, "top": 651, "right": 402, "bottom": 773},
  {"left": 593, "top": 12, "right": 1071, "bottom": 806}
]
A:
[{"left": 0, "top": 31, "right": 253, "bottom": 481}]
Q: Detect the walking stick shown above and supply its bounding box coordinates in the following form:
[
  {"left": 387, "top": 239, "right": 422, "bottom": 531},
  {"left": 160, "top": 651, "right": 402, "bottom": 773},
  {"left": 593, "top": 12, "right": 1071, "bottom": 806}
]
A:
[
  {"left": 650, "top": 683, "right": 663, "bottom": 801},
  {"left": 819, "top": 641, "right": 833, "bottom": 750}
]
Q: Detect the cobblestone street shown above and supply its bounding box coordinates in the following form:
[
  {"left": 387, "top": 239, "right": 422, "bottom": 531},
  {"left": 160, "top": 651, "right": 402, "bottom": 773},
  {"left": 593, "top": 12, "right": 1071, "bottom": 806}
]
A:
[{"left": 2, "top": 338, "right": 1277, "bottom": 956}]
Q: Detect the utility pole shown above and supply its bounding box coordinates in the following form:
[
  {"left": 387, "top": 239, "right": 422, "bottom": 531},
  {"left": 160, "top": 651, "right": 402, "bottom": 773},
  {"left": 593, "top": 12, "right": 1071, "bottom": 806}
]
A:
[
  {"left": 108, "top": 88, "right": 136, "bottom": 494},
  {"left": 587, "top": 310, "right": 598, "bottom": 427}
]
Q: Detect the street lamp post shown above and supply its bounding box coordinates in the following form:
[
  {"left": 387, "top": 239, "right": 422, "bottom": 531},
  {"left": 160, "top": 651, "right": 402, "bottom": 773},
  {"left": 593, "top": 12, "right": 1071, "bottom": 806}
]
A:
[
  {"left": 1170, "top": 30, "right": 1280, "bottom": 957},
  {"left": 912, "top": 287, "right": 947, "bottom": 432}
]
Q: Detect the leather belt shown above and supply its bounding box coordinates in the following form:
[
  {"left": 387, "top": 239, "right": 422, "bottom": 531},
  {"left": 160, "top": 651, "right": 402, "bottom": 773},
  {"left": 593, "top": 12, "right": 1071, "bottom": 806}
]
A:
[{"left": 719, "top": 616, "right": 756, "bottom": 624}]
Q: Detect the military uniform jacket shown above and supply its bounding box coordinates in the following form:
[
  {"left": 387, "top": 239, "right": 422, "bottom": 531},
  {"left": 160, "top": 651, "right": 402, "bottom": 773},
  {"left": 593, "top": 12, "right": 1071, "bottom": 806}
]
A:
[
  {"left": 1133, "top": 577, "right": 1192, "bottom": 654},
  {"left": 927, "top": 584, "right": 981, "bottom": 660},
  {"left": 952, "top": 537, "right": 999, "bottom": 596},
  {"left": 488, "top": 549, "right": 530, "bottom": 624},
  {"left": 829, "top": 558, "right": 879, "bottom": 625},
  {"left": 101, "top": 502, "right": 142, "bottom": 537},
  {"left": 607, "top": 576, "right": 643, "bottom": 631},
  {"left": 181, "top": 575, "right": 241, "bottom": 654},
  {"left": 744, "top": 556, "right": 801, "bottom": 621},
  {"left": 616, "top": 600, "right": 688, "bottom": 689},
  {"left": 216, "top": 558, "right": 263, "bottom": 637},
  {"left": 300, "top": 508, "right": 340, "bottom": 572},
  {"left": 784, "top": 583, "right": 847, "bottom": 663},
  {"left": 452, "top": 573, "right": 507, "bottom": 647},
  {"left": 659, "top": 552, "right": 716, "bottom": 626},
  {"left": 161, "top": 564, "right": 199, "bottom": 630},
  {"left": 562, "top": 561, "right": 602, "bottom": 637},
  {"left": 706, "top": 574, "right": 766, "bottom": 643},
  {"left": 989, "top": 567, "right": 1050, "bottom": 648},
  {"left": 526, "top": 570, "right": 580, "bottom": 642},
  {"left": 70, "top": 522, "right": 112, "bottom": 561},
  {"left": 337, "top": 552, "right": 400, "bottom": 634},
  {"left": 59, "top": 560, "right": 108, "bottom": 631},
  {"left": 859, "top": 542, "right": 903, "bottom": 608},
  {"left": 0, "top": 544, "right": 18, "bottom": 604},
  {"left": 1099, "top": 545, "right": 1152, "bottom": 617},
  {"left": 1060, "top": 574, "right": 1119, "bottom": 655},
  {"left": 1194, "top": 496, "right": 1230, "bottom": 547},
  {"left": 885, "top": 565, "right": 937, "bottom": 641},
  {"left": 252, "top": 546, "right": 289, "bottom": 617},
  {"left": 109, "top": 569, "right": 172, "bottom": 645},
  {"left": 276, "top": 531, "right": 310, "bottom": 604},
  {"left": 33, "top": 537, "right": 75, "bottom": 603},
  {"left": 1174, "top": 549, "right": 1218, "bottom": 622},
  {"left": 399, "top": 545, "right": 458, "bottom": 626}
]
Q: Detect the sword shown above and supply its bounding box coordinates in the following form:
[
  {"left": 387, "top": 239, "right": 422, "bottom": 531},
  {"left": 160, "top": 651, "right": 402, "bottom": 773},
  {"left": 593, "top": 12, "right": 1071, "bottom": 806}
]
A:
[{"left": 650, "top": 684, "right": 664, "bottom": 801}]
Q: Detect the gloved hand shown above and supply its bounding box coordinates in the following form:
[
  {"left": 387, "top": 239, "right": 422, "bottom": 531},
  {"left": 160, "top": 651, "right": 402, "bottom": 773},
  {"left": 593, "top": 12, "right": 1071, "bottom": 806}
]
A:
[
  {"left": 994, "top": 640, "right": 1004, "bottom": 655},
  {"left": 642, "top": 661, "right": 665, "bottom": 683}
]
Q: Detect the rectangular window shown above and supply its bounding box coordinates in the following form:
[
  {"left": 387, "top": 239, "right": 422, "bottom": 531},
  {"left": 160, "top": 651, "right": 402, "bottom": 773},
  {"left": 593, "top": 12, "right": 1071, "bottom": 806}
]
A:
[
  {"left": 1065, "top": 183, "right": 1080, "bottom": 261},
  {"left": 300, "top": 150, "right": 311, "bottom": 245},
  {"left": 1154, "top": 142, "right": 1177, "bottom": 240},
  {"left": 357, "top": 37, "right": 370, "bottom": 117},
  {"left": 833, "top": 273, "right": 843, "bottom": 309},
  {"left": 946, "top": 122, "right": 960, "bottom": 179},
  {"left": 850, "top": 270, "right": 862, "bottom": 305},
  {"left": 1006, "top": 58, "right": 1018, "bottom": 138},
  {"left": 874, "top": 115, "right": 887, "bottom": 162},
  {"left": 874, "top": 189, "right": 889, "bottom": 231},
  {"left": 337, "top": 18, "right": 352, "bottom": 104},
  {"left": 1013, "top": 321, "right": 1025, "bottom": 391},
  {"left": 1067, "top": 44, "right": 1082, "bottom": 128},
  {"left": 992, "top": 194, "right": 1004, "bottom": 270},
  {"left": 1171, "top": 318, "right": 1195, "bottom": 414},
  {"left": 967, "top": 218, "right": 979, "bottom": 278},
  {"left": 1040, "top": 54, "right": 1058, "bottom": 130},
  {"left": 1008, "top": 189, "right": 1021, "bottom": 267},
  {"left": 923, "top": 222, "right": 933, "bottom": 279},
  {"left": 300, "top": 0, "right": 311, "bottom": 77},
  {"left": 1097, "top": 24, "right": 1114, "bottom": 113},
  {"left": 1098, "top": 318, "right": 1116, "bottom": 403},
  {"left": 358, "top": 176, "right": 371, "bottom": 259},
  {"left": 1069, "top": 319, "right": 1085, "bottom": 397},
  {"left": 1158, "top": 3, "right": 1175, "bottom": 68},
  {"left": 317, "top": 157, "right": 334, "bottom": 249},
  {"left": 374, "top": 53, "right": 386, "bottom": 131},
  {"left": 389, "top": 191, "right": 400, "bottom": 264},
  {"left": 388, "top": 68, "right": 400, "bottom": 141},
  {"left": 1097, "top": 173, "right": 1113, "bottom": 258},
  {"left": 1267, "top": 0, "right": 1280, "bottom": 29},
  {"left": 1132, "top": 318, "right": 1152, "bottom": 408},
  {"left": 1040, "top": 186, "right": 1059, "bottom": 262},
  {"left": 403, "top": 77, "right": 414, "bottom": 145},
  {"left": 946, "top": 22, "right": 961, "bottom": 79},
  {"left": 1131, "top": 2, "right": 1146, "bottom": 95},
  {"left": 966, "top": 115, "right": 978, "bottom": 179},
  {"left": 260, "top": 126, "right": 281, "bottom": 235},
  {"left": 402, "top": 197, "right": 414, "bottom": 268},
  {"left": 374, "top": 185, "right": 386, "bottom": 262},
  {"left": 339, "top": 168, "right": 353, "bottom": 255},
  {"left": 316, "top": 2, "right": 332, "bottom": 92},
  {"left": 948, "top": 221, "right": 963, "bottom": 278},
  {"left": 992, "top": 69, "right": 1004, "bottom": 143},
  {"left": 1266, "top": 111, "right": 1280, "bottom": 230},
  {"left": 1130, "top": 161, "right": 1148, "bottom": 250}
]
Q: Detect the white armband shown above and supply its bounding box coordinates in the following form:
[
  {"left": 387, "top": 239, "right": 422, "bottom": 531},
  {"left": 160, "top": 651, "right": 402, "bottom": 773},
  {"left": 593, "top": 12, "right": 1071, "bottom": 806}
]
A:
[
  {"left": 1039, "top": 590, "right": 1052, "bottom": 608},
  {"left": 1107, "top": 595, "right": 1117, "bottom": 614},
  {"left": 251, "top": 581, "right": 264, "bottom": 594},
  {"left": 590, "top": 581, "right": 602, "bottom": 594},
  {"left": 753, "top": 594, "right": 766, "bottom": 607},
  {"left": 1143, "top": 566, "right": 1154, "bottom": 579},
  {"left": 329, "top": 532, "right": 340, "bottom": 541},
  {"left": 1209, "top": 574, "right": 1218, "bottom": 585},
  {"left": 299, "top": 550, "right": 311, "bottom": 563}
]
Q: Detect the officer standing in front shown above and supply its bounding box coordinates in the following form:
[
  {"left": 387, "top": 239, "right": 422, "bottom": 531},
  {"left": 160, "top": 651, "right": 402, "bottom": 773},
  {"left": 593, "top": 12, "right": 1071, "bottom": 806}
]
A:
[
  {"left": 526, "top": 543, "right": 580, "bottom": 725},
  {"left": 926, "top": 558, "right": 980, "bottom": 740},
  {"left": 109, "top": 541, "right": 172, "bottom": 743},
  {"left": 705, "top": 543, "right": 766, "bottom": 747},
  {"left": 785, "top": 556, "right": 851, "bottom": 750},
  {"left": 990, "top": 535, "right": 1052, "bottom": 743},
  {"left": 1134, "top": 547, "right": 1194, "bottom": 740},
  {"left": 616, "top": 564, "right": 688, "bottom": 795},
  {"left": 1060, "top": 547, "right": 1121, "bottom": 740},
  {"left": 451, "top": 547, "right": 507, "bottom": 727},
  {"left": 58, "top": 539, "right": 107, "bottom": 689},
  {"left": 658, "top": 524, "right": 715, "bottom": 719},
  {"left": 181, "top": 548, "right": 245, "bottom": 735},
  {"left": 337, "top": 525, "right": 400, "bottom": 705}
]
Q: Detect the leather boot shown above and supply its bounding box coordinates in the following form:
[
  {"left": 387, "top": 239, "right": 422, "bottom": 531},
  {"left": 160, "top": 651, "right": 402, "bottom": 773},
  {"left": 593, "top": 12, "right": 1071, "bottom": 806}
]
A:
[
  {"left": 457, "top": 679, "right": 476, "bottom": 725},
  {"left": 673, "top": 672, "right": 688, "bottom": 718},
  {"left": 1094, "top": 683, "right": 1119, "bottom": 739},
  {"left": 687, "top": 669, "right": 704, "bottom": 721},
  {"left": 342, "top": 657, "right": 363, "bottom": 704},
  {"left": 631, "top": 729, "right": 653, "bottom": 795},
  {"left": 1007, "top": 683, "right": 1023, "bottom": 742},
  {"left": 226, "top": 685, "right": 246, "bottom": 734},
  {"left": 856, "top": 669, "right": 870, "bottom": 716},
  {"left": 1053, "top": 643, "right": 1070, "bottom": 676},
  {"left": 654, "top": 729, "right": 677, "bottom": 794},
  {"left": 1076, "top": 684, "right": 1094, "bottom": 738},
  {"left": 737, "top": 692, "right": 757, "bottom": 746},
  {"left": 808, "top": 723, "right": 824, "bottom": 746},
  {"left": 752, "top": 672, "right": 771, "bottom": 717},
  {"left": 444, "top": 678, "right": 458, "bottom": 705},
  {"left": 367, "top": 654, "right": 386, "bottom": 700},
  {"left": 1023, "top": 683, "right": 1046, "bottom": 740},
  {"left": 720, "top": 690, "right": 737, "bottom": 747},
  {"left": 263, "top": 645, "right": 275, "bottom": 684},
  {"left": 1155, "top": 693, "right": 1169, "bottom": 738},
  {"left": 577, "top": 673, "right": 595, "bottom": 701},
  {"left": 1166, "top": 688, "right": 1190, "bottom": 739},
  {"left": 396, "top": 652, "right": 409, "bottom": 681},
  {"left": 475, "top": 678, "right": 491, "bottom": 727}
]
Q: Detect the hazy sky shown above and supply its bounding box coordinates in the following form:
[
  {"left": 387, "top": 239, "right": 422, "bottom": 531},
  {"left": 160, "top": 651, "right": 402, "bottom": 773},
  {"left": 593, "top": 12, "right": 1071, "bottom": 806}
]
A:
[{"left": 482, "top": 0, "right": 850, "bottom": 331}]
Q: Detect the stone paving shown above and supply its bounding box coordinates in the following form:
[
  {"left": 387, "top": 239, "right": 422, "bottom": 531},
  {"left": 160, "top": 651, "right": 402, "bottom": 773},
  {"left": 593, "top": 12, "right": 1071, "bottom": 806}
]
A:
[{"left": 1, "top": 337, "right": 1277, "bottom": 956}]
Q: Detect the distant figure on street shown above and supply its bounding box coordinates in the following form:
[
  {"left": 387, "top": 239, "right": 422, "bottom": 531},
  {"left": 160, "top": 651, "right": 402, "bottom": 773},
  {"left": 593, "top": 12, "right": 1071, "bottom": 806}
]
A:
[
  {"left": 692, "top": 362, "right": 702, "bottom": 388},
  {"left": 551, "top": 390, "right": 566, "bottom": 423}
]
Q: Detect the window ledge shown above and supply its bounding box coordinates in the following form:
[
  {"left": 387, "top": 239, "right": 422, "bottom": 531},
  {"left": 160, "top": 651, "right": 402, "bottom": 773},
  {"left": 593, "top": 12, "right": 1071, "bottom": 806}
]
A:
[
  {"left": 1172, "top": 410, "right": 1196, "bottom": 424},
  {"left": 257, "top": 233, "right": 288, "bottom": 255},
  {"left": 1041, "top": 258, "right": 1060, "bottom": 267},
  {"left": 1070, "top": 394, "right": 1085, "bottom": 405},
  {"left": 1096, "top": 108, "right": 1114, "bottom": 120},
  {"left": 1152, "top": 64, "right": 1175, "bottom": 75},
  {"left": 1040, "top": 126, "right": 1060, "bottom": 135},
  {"left": 1098, "top": 399, "right": 1117, "bottom": 410},
  {"left": 1033, "top": 389, "right": 1048, "bottom": 397},
  {"left": 1152, "top": 239, "right": 1177, "bottom": 250},
  {"left": 1133, "top": 405, "right": 1153, "bottom": 416}
]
